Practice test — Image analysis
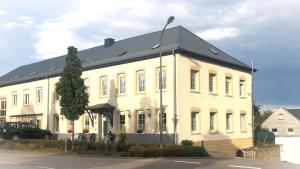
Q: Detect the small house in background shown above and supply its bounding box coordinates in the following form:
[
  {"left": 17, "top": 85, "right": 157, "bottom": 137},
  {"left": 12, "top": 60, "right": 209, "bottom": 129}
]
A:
[
  {"left": 262, "top": 107, "right": 300, "bottom": 164},
  {"left": 262, "top": 107, "right": 300, "bottom": 136}
]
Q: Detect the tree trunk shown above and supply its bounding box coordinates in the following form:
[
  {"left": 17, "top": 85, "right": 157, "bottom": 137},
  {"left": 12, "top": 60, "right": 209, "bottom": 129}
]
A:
[{"left": 72, "top": 120, "right": 75, "bottom": 150}]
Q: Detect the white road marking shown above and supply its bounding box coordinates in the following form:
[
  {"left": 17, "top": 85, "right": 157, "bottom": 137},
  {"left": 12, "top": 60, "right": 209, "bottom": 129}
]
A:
[
  {"left": 0, "top": 160, "right": 18, "bottom": 165},
  {"left": 174, "top": 160, "right": 201, "bottom": 164},
  {"left": 229, "top": 164, "right": 262, "bottom": 169},
  {"left": 37, "top": 166, "right": 56, "bottom": 169}
]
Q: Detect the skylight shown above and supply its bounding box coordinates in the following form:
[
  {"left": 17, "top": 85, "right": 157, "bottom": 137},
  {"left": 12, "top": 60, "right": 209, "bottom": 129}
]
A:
[
  {"left": 209, "top": 48, "right": 218, "bottom": 55},
  {"left": 48, "top": 67, "right": 57, "bottom": 72},
  {"left": 117, "top": 51, "right": 127, "bottom": 56},
  {"left": 14, "top": 74, "right": 21, "bottom": 79},
  {"left": 152, "top": 44, "right": 160, "bottom": 49},
  {"left": 29, "top": 72, "right": 37, "bottom": 76}
]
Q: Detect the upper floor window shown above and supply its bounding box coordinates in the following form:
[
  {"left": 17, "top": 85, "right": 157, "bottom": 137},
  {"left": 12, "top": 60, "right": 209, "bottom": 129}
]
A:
[
  {"left": 84, "top": 113, "right": 89, "bottom": 130},
  {"left": 209, "top": 73, "right": 217, "bottom": 94},
  {"left": 190, "top": 70, "right": 199, "bottom": 91},
  {"left": 225, "top": 77, "right": 232, "bottom": 96},
  {"left": 239, "top": 79, "right": 246, "bottom": 97},
  {"left": 240, "top": 113, "right": 247, "bottom": 132},
  {"left": 272, "top": 128, "right": 278, "bottom": 135},
  {"left": 36, "top": 88, "right": 42, "bottom": 104},
  {"left": 100, "top": 77, "right": 108, "bottom": 97},
  {"left": 0, "top": 98, "right": 6, "bottom": 117},
  {"left": 12, "top": 91, "right": 17, "bottom": 106},
  {"left": 278, "top": 114, "right": 284, "bottom": 120},
  {"left": 23, "top": 89, "right": 30, "bottom": 105},
  {"left": 157, "top": 67, "right": 167, "bottom": 91},
  {"left": 118, "top": 74, "right": 126, "bottom": 95},
  {"left": 288, "top": 128, "right": 294, "bottom": 136},
  {"left": 137, "top": 71, "right": 145, "bottom": 93}
]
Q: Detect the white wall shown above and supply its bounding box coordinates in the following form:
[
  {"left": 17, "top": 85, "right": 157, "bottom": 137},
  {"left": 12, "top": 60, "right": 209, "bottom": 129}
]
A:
[{"left": 276, "top": 137, "right": 300, "bottom": 164}]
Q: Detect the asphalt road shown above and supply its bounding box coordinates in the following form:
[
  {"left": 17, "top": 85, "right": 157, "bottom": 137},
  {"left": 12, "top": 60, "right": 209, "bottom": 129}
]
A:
[{"left": 0, "top": 150, "right": 299, "bottom": 169}]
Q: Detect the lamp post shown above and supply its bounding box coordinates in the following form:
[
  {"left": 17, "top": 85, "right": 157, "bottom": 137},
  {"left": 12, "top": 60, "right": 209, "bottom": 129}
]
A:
[{"left": 159, "top": 16, "right": 175, "bottom": 148}]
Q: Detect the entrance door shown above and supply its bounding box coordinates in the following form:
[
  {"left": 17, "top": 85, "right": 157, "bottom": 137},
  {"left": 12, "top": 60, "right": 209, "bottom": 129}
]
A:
[{"left": 103, "top": 116, "right": 108, "bottom": 141}]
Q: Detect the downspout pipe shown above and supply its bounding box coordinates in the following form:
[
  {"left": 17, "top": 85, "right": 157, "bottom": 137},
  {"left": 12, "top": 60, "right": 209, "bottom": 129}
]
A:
[
  {"left": 47, "top": 74, "right": 50, "bottom": 131},
  {"left": 173, "top": 49, "right": 177, "bottom": 144}
]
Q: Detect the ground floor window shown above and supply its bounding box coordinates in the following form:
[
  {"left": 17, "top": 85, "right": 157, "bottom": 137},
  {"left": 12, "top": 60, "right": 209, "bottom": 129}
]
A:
[
  {"left": 240, "top": 113, "right": 247, "bottom": 132},
  {"left": 10, "top": 115, "right": 42, "bottom": 128},
  {"left": 119, "top": 112, "right": 126, "bottom": 132},
  {"left": 272, "top": 128, "right": 278, "bottom": 135},
  {"left": 288, "top": 128, "right": 294, "bottom": 135},
  {"left": 157, "top": 109, "right": 167, "bottom": 132},
  {"left": 226, "top": 112, "right": 233, "bottom": 132},
  {"left": 137, "top": 111, "right": 145, "bottom": 133},
  {"left": 191, "top": 112, "right": 200, "bottom": 132},
  {"left": 54, "top": 115, "right": 59, "bottom": 132},
  {"left": 210, "top": 112, "right": 217, "bottom": 131},
  {"left": 84, "top": 113, "right": 89, "bottom": 129}
]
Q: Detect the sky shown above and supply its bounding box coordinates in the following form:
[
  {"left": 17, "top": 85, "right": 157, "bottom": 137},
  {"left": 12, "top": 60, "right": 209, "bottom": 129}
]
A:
[{"left": 0, "top": 0, "right": 300, "bottom": 108}]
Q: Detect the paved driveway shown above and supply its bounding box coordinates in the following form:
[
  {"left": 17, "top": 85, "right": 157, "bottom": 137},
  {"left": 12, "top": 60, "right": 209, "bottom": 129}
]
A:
[{"left": 0, "top": 150, "right": 299, "bottom": 169}]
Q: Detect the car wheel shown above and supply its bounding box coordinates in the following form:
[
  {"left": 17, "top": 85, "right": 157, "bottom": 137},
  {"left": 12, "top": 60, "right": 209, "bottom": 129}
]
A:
[
  {"left": 12, "top": 134, "right": 19, "bottom": 140},
  {"left": 43, "top": 134, "right": 50, "bottom": 140}
]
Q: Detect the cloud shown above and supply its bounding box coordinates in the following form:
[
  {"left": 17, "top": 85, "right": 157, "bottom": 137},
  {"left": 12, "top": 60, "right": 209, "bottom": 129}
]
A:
[
  {"left": 0, "top": 10, "right": 6, "bottom": 16},
  {"left": 18, "top": 16, "right": 35, "bottom": 27},
  {"left": 197, "top": 28, "right": 240, "bottom": 41}
]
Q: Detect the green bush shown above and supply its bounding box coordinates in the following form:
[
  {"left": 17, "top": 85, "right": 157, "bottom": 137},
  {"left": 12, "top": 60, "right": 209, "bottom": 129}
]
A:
[
  {"left": 143, "top": 145, "right": 161, "bottom": 157},
  {"left": 128, "top": 145, "right": 145, "bottom": 157},
  {"left": 162, "top": 145, "right": 209, "bottom": 157},
  {"left": 181, "top": 139, "right": 194, "bottom": 146},
  {"left": 116, "top": 143, "right": 132, "bottom": 152},
  {"left": 118, "top": 131, "right": 126, "bottom": 144},
  {"left": 0, "top": 140, "right": 65, "bottom": 151}
]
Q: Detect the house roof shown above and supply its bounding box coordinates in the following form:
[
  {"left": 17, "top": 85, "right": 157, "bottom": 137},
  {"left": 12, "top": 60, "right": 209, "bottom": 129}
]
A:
[
  {"left": 286, "top": 109, "right": 300, "bottom": 121},
  {"left": 0, "top": 26, "right": 253, "bottom": 87}
]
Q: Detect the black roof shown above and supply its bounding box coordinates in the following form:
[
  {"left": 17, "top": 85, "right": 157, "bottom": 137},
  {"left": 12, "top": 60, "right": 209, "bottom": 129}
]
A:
[
  {"left": 0, "top": 26, "right": 252, "bottom": 87},
  {"left": 286, "top": 109, "right": 300, "bottom": 121}
]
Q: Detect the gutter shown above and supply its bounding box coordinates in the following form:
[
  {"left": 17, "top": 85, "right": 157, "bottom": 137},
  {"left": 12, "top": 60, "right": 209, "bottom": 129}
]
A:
[
  {"left": 173, "top": 49, "right": 178, "bottom": 144},
  {"left": 46, "top": 74, "right": 50, "bottom": 130}
]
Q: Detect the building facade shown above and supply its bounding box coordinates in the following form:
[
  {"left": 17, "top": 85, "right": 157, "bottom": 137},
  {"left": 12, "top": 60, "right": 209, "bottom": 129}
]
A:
[
  {"left": 262, "top": 107, "right": 300, "bottom": 136},
  {"left": 0, "top": 26, "right": 253, "bottom": 154}
]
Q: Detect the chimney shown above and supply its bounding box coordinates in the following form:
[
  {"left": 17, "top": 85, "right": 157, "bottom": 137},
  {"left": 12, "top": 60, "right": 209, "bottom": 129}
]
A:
[{"left": 104, "top": 38, "right": 115, "bottom": 47}]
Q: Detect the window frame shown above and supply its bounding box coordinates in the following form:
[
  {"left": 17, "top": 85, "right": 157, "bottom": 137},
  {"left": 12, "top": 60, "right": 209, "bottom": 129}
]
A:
[
  {"left": 119, "top": 111, "right": 126, "bottom": 131},
  {"left": 157, "top": 67, "right": 167, "bottom": 91},
  {"left": 209, "top": 73, "right": 217, "bottom": 94},
  {"left": 190, "top": 70, "right": 199, "bottom": 92},
  {"left": 225, "top": 76, "right": 233, "bottom": 96},
  {"left": 36, "top": 88, "right": 43, "bottom": 104},
  {"left": 226, "top": 112, "right": 233, "bottom": 132},
  {"left": 118, "top": 74, "right": 126, "bottom": 95},
  {"left": 100, "top": 76, "right": 108, "bottom": 97},
  {"left": 12, "top": 91, "right": 18, "bottom": 107},
  {"left": 240, "top": 113, "right": 247, "bottom": 133},
  {"left": 23, "top": 89, "right": 30, "bottom": 105},
  {"left": 136, "top": 71, "right": 145, "bottom": 94},
  {"left": 209, "top": 112, "right": 218, "bottom": 132},
  {"left": 137, "top": 111, "right": 145, "bottom": 133},
  {"left": 239, "top": 79, "right": 246, "bottom": 97}
]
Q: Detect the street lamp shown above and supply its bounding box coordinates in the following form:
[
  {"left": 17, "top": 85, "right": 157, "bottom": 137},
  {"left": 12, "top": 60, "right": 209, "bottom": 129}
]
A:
[{"left": 159, "top": 16, "right": 175, "bottom": 148}]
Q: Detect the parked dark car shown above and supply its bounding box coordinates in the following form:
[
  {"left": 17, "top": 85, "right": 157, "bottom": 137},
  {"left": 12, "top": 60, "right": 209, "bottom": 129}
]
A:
[{"left": 0, "top": 122, "right": 51, "bottom": 140}]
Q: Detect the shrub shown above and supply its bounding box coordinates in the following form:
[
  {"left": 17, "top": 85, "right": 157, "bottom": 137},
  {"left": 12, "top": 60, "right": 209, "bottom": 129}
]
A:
[
  {"left": 118, "top": 131, "right": 126, "bottom": 144},
  {"left": 162, "top": 145, "right": 209, "bottom": 157},
  {"left": 181, "top": 139, "right": 194, "bottom": 146},
  {"left": 116, "top": 143, "right": 132, "bottom": 152},
  {"left": 128, "top": 145, "right": 145, "bottom": 157},
  {"left": 143, "top": 145, "right": 161, "bottom": 157}
]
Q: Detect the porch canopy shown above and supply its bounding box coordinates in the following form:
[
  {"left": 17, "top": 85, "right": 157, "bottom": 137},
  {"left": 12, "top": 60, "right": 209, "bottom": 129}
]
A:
[{"left": 87, "top": 103, "right": 115, "bottom": 126}]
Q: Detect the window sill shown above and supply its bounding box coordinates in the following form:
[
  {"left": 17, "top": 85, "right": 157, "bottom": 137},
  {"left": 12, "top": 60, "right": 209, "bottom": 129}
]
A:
[
  {"left": 190, "top": 90, "right": 200, "bottom": 94},
  {"left": 241, "top": 130, "right": 247, "bottom": 133},
  {"left": 226, "top": 95, "right": 233, "bottom": 98},
  {"left": 99, "top": 96, "right": 108, "bottom": 98},
  {"left": 191, "top": 132, "right": 201, "bottom": 135},
  {"left": 136, "top": 92, "right": 146, "bottom": 95},
  {"left": 209, "top": 93, "right": 218, "bottom": 96},
  {"left": 226, "top": 130, "right": 234, "bottom": 133},
  {"left": 209, "top": 130, "right": 219, "bottom": 134},
  {"left": 117, "top": 94, "right": 126, "bottom": 97},
  {"left": 240, "top": 96, "right": 247, "bottom": 99}
]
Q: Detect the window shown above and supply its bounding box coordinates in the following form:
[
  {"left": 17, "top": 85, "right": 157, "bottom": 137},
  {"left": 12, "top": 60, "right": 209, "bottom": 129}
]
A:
[
  {"left": 210, "top": 112, "right": 217, "bottom": 131},
  {"left": 272, "top": 128, "right": 278, "bottom": 135},
  {"left": 36, "top": 88, "right": 42, "bottom": 104},
  {"left": 288, "top": 128, "right": 294, "bottom": 136},
  {"left": 278, "top": 114, "right": 284, "bottom": 120},
  {"left": 12, "top": 91, "right": 17, "bottom": 106},
  {"left": 137, "top": 71, "right": 145, "bottom": 93},
  {"left": 119, "top": 112, "right": 126, "bottom": 131},
  {"left": 54, "top": 115, "right": 59, "bottom": 132},
  {"left": 239, "top": 80, "right": 246, "bottom": 97},
  {"left": 36, "top": 119, "right": 41, "bottom": 128},
  {"left": 24, "top": 90, "right": 30, "bottom": 105},
  {"left": 157, "top": 68, "right": 167, "bottom": 90},
  {"left": 100, "top": 77, "right": 108, "bottom": 97},
  {"left": 225, "top": 77, "right": 232, "bottom": 95},
  {"left": 118, "top": 74, "right": 126, "bottom": 95},
  {"left": 190, "top": 70, "right": 199, "bottom": 91},
  {"left": 226, "top": 113, "right": 233, "bottom": 132},
  {"left": 209, "top": 73, "right": 217, "bottom": 94},
  {"left": 158, "top": 109, "right": 167, "bottom": 132},
  {"left": 240, "top": 113, "right": 247, "bottom": 132},
  {"left": 84, "top": 113, "right": 89, "bottom": 129},
  {"left": 0, "top": 99, "right": 6, "bottom": 116},
  {"left": 137, "top": 111, "right": 145, "bottom": 132},
  {"left": 191, "top": 112, "right": 200, "bottom": 132}
]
